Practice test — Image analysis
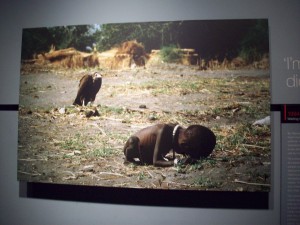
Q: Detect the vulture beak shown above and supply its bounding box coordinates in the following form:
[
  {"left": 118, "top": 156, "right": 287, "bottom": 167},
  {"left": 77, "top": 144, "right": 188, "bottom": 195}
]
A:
[{"left": 94, "top": 72, "right": 102, "bottom": 78}]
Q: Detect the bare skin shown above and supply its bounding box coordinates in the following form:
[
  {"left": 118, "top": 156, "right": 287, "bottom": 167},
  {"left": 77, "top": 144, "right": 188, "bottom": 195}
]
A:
[{"left": 123, "top": 123, "right": 216, "bottom": 167}]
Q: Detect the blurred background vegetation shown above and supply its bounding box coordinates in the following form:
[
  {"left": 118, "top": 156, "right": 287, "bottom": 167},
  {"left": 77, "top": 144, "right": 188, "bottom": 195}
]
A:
[{"left": 21, "top": 19, "right": 269, "bottom": 63}]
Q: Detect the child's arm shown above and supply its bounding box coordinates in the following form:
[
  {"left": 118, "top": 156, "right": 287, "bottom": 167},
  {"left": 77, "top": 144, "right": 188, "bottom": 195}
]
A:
[{"left": 152, "top": 126, "right": 174, "bottom": 167}]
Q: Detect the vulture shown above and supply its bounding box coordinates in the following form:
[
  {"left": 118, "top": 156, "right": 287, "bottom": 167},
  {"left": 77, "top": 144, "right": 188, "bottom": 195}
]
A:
[{"left": 73, "top": 72, "right": 102, "bottom": 106}]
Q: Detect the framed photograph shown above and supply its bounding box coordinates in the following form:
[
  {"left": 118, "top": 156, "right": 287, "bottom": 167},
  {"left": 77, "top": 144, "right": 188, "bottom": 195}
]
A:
[{"left": 18, "top": 19, "right": 270, "bottom": 208}]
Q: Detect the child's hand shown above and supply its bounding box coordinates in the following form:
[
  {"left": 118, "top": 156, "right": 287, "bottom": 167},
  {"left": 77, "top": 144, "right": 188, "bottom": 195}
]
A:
[{"left": 174, "top": 158, "right": 185, "bottom": 166}]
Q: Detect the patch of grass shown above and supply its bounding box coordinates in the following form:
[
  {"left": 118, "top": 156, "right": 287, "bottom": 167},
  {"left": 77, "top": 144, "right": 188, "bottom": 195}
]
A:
[
  {"left": 86, "top": 132, "right": 123, "bottom": 158},
  {"left": 207, "top": 99, "right": 269, "bottom": 121},
  {"left": 188, "top": 161, "right": 203, "bottom": 170},
  {"left": 142, "top": 79, "right": 209, "bottom": 96},
  {"left": 220, "top": 157, "right": 230, "bottom": 162},
  {"left": 60, "top": 133, "right": 86, "bottom": 151},
  {"left": 109, "top": 132, "right": 129, "bottom": 143},
  {"left": 64, "top": 105, "right": 79, "bottom": 114},
  {"left": 242, "top": 104, "right": 259, "bottom": 117},
  {"left": 99, "top": 105, "right": 124, "bottom": 115},
  {"left": 188, "top": 158, "right": 217, "bottom": 170},
  {"left": 174, "top": 162, "right": 188, "bottom": 174},
  {"left": 214, "top": 123, "right": 271, "bottom": 156},
  {"left": 90, "top": 147, "right": 115, "bottom": 158},
  {"left": 203, "top": 158, "right": 217, "bottom": 166},
  {"left": 138, "top": 172, "right": 146, "bottom": 180},
  {"left": 174, "top": 157, "right": 217, "bottom": 173},
  {"left": 193, "top": 177, "right": 220, "bottom": 188}
]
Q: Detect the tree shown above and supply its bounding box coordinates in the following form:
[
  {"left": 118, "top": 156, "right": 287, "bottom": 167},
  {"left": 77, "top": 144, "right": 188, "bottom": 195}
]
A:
[
  {"left": 21, "top": 25, "right": 95, "bottom": 60},
  {"left": 47, "top": 25, "right": 94, "bottom": 51},
  {"left": 21, "top": 27, "right": 52, "bottom": 59},
  {"left": 93, "top": 21, "right": 182, "bottom": 52},
  {"left": 21, "top": 20, "right": 269, "bottom": 62},
  {"left": 239, "top": 20, "right": 269, "bottom": 62}
]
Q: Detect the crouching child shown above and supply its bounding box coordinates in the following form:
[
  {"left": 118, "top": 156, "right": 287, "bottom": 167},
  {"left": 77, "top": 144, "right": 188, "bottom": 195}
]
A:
[{"left": 123, "top": 123, "right": 216, "bottom": 167}]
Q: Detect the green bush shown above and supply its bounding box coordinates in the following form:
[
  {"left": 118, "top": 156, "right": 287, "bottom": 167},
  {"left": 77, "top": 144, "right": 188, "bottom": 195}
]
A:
[
  {"left": 239, "top": 47, "right": 261, "bottom": 63},
  {"left": 159, "top": 45, "right": 182, "bottom": 63},
  {"left": 238, "top": 20, "right": 269, "bottom": 63}
]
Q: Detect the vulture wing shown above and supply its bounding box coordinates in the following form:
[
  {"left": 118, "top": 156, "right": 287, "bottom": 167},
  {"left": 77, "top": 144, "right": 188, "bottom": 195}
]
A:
[
  {"left": 73, "top": 74, "right": 93, "bottom": 106},
  {"left": 90, "top": 72, "right": 102, "bottom": 102}
]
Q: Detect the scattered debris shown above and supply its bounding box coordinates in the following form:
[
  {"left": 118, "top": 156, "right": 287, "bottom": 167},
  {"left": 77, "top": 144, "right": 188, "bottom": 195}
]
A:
[
  {"left": 253, "top": 116, "right": 270, "bottom": 125},
  {"left": 85, "top": 108, "right": 100, "bottom": 118},
  {"left": 82, "top": 165, "right": 94, "bottom": 172},
  {"left": 148, "top": 114, "right": 157, "bottom": 121},
  {"left": 139, "top": 104, "right": 147, "bottom": 109},
  {"left": 59, "top": 107, "right": 66, "bottom": 114}
]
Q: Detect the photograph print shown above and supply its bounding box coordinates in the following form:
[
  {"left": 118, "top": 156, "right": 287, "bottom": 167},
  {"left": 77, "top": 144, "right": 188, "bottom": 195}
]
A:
[{"left": 18, "top": 19, "right": 271, "bottom": 192}]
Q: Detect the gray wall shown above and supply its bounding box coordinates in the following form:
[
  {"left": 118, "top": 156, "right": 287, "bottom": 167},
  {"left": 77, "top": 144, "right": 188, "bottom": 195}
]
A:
[{"left": 0, "top": 0, "right": 299, "bottom": 224}]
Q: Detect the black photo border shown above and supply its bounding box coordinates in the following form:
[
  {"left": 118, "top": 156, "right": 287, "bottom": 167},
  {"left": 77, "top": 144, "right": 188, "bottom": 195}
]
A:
[{"left": 21, "top": 181, "right": 269, "bottom": 209}]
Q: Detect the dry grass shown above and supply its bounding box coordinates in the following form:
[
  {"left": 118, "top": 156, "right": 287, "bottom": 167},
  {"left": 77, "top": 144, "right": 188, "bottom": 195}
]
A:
[{"left": 18, "top": 65, "right": 271, "bottom": 191}]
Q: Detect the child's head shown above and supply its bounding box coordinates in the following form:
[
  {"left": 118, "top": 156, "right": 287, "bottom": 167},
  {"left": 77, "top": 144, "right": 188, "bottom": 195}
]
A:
[{"left": 179, "top": 125, "right": 216, "bottom": 159}]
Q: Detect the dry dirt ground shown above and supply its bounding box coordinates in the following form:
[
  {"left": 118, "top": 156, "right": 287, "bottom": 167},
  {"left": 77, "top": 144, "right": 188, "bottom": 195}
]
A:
[{"left": 18, "top": 64, "right": 271, "bottom": 192}]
